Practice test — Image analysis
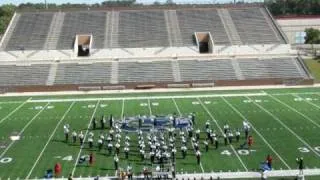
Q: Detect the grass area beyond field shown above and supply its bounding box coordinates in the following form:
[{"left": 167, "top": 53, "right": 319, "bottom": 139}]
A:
[
  {"left": 0, "top": 87, "right": 320, "bottom": 179},
  {"left": 305, "top": 58, "right": 320, "bottom": 81}
]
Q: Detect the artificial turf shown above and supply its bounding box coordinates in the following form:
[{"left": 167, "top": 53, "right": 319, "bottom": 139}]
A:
[{"left": 0, "top": 87, "right": 320, "bottom": 179}]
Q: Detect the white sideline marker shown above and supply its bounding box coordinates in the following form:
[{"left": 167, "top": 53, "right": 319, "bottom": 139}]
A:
[
  {"left": 71, "top": 100, "right": 100, "bottom": 176},
  {"left": 0, "top": 102, "right": 50, "bottom": 159},
  {"left": 246, "top": 96, "right": 320, "bottom": 158},
  {"left": 172, "top": 97, "right": 204, "bottom": 173},
  {"left": 25, "top": 101, "right": 75, "bottom": 179},
  {"left": 0, "top": 98, "right": 31, "bottom": 124},
  {"left": 221, "top": 97, "right": 291, "bottom": 169},
  {"left": 197, "top": 97, "right": 248, "bottom": 172}
]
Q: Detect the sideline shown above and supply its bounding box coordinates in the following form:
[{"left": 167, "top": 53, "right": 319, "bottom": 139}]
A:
[{"left": 0, "top": 84, "right": 319, "bottom": 97}]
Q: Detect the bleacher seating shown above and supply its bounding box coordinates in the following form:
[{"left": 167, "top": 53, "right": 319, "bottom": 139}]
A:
[
  {"left": 57, "top": 11, "right": 106, "bottom": 49},
  {"left": 0, "top": 64, "right": 50, "bottom": 86},
  {"left": 1, "top": 7, "right": 288, "bottom": 50},
  {"left": 0, "top": 57, "right": 309, "bottom": 87},
  {"left": 118, "top": 61, "right": 173, "bottom": 83},
  {"left": 238, "top": 58, "right": 308, "bottom": 79},
  {"left": 178, "top": 59, "right": 237, "bottom": 81},
  {"left": 229, "top": 8, "right": 282, "bottom": 44},
  {"left": 118, "top": 11, "right": 169, "bottom": 48},
  {"left": 176, "top": 9, "right": 230, "bottom": 45},
  {"left": 5, "top": 13, "right": 53, "bottom": 50},
  {"left": 54, "top": 62, "right": 111, "bottom": 84}
]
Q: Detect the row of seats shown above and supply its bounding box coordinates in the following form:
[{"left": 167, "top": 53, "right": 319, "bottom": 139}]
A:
[
  {"left": 5, "top": 13, "right": 53, "bottom": 51},
  {"left": 118, "top": 11, "right": 170, "bottom": 48},
  {"left": 0, "top": 58, "right": 308, "bottom": 86},
  {"left": 2, "top": 7, "right": 284, "bottom": 50},
  {"left": 57, "top": 12, "right": 107, "bottom": 49},
  {"left": 177, "top": 9, "right": 230, "bottom": 45},
  {"left": 229, "top": 8, "right": 282, "bottom": 44},
  {"left": 238, "top": 58, "right": 307, "bottom": 79}
]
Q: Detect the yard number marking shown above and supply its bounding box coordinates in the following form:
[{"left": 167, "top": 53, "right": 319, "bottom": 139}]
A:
[
  {"left": 221, "top": 149, "right": 253, "bottom": 156},
  {"left": 298, "top": 146, "right": 320, "bottom": 153},
  {"left": 0, "top": 157, "right": 12, "bottom": 164}
]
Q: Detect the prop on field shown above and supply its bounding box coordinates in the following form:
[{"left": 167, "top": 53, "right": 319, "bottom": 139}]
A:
[{"left": 118, "top": 115, "right": 192, "bottom": 132}]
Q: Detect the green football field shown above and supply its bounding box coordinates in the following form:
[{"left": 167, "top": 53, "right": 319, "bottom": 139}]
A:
[{"left": 0, "top": 87, "right": 320, "bottom": 179}]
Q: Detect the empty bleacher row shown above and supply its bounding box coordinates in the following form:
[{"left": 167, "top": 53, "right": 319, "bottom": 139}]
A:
[
  {"left": 57, "top": 11, "right": 107, "bottom": 49},
  {"left": 0, "top": 58, "right": 308, "bottom": 87},
  {"left": 177, "top": 9, "right": 230, "bottom": 45},
  {"left": 179, "top": 59, "right": 236, "bottom": 81},
  {"left": 54, "top": 62, "right": 111, "bottom": 85},
  {"left": 238, "top": 58, "right": 307, "bottom": 79},
  {"left": 1, "top": 7, "right": 285, "bottom": 51},
  {"left": 229, "top": 8, "right": 283, "bottom": 44},
  {"left": 118, "top": 11, "right": 170, "bottom": 48},
  {"left": 4, "top": 13, "right": 53, "bottom": 51},
  {"left": 0, "top": 64, "right": 50, "bottom": 86}
]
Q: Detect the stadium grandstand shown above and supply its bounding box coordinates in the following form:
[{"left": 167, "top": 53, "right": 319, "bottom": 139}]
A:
[
  {"left": 1, "top": 2, "right": 320, "bottom": 180},
  {"left": 0, "top": 4, "right": 313, "bottom": 92}
]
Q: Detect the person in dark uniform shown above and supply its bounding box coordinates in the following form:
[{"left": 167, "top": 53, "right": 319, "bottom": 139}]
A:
[
  {"left": 196, "top": 150, "right": 201, "bottom": 165},
  {"left": 204, "top": 140, "right": 209, "bottom": 152},
  {"left": 296, "top": 157, "right": 304, "bottom": 175},
  {"left": 224, "top": 133, "right": 228, "bottom": 146},
  {"left": 191, "top": 113, "right": 195, "bottom": 125},
  {"left": 236, "top": 129, "right": 240, "bottom": 142},
  {"left": 114, "top": 155, "right": 119, "bottom": 170},
  {"left": 100, "top": 116, "right": 105, "bottom": 129},
  {"left": 92, "top": 117, "right": 97, "bottom": 130},
  {"left": 214, "top": 137, "right": 219, "bottom": 149},
  {"left": 138, "top": 117, "right": 142, "bottom": 129},
  {"left": 109, "top": 114, "right": 113, "bottom": 128}
]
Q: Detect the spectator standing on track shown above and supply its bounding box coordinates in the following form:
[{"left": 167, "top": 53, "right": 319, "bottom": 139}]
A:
[
  {"left": 266, "top": 154, "right": 272, "bottom": 169},
  {"left": 54, "top": 162, "right": 62, "bottom": 177}
]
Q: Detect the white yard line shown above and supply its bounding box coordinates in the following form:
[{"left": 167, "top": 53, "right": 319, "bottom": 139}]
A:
[
  {"left": 172, "top": 98, "right": 205, "bottom": 173},
  {"left": 147, "top": 98, "right": 152, "bottom": 116},
  {"left": 0, "top": 97, "right": 31, "bottom": 124},
  {"left": 25, "top": 101, "right": 75, "bottom": 179},
  {"left": 246, "top": 96, "right": 320, "bottom": 158},
  {"left": 197, "top": 97, "right": 248, "bottom": 172},
  {"left": 221, "top": 97, "right": 291, "bottom": 169},
  {"left": 0, "top": 101, "right": 26, "bottom": 104},
  {"left": 292, "top": 94, "right": 320, "bottom": 110},
  {"left": 71, "top": 100, "right": 100, "bottom": 176},
  {"left": 0, "top": 102, "right": 50, "bottom": 159},
  {"left": 267, "top": 93, "right": 320, "bottom": 128}
]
